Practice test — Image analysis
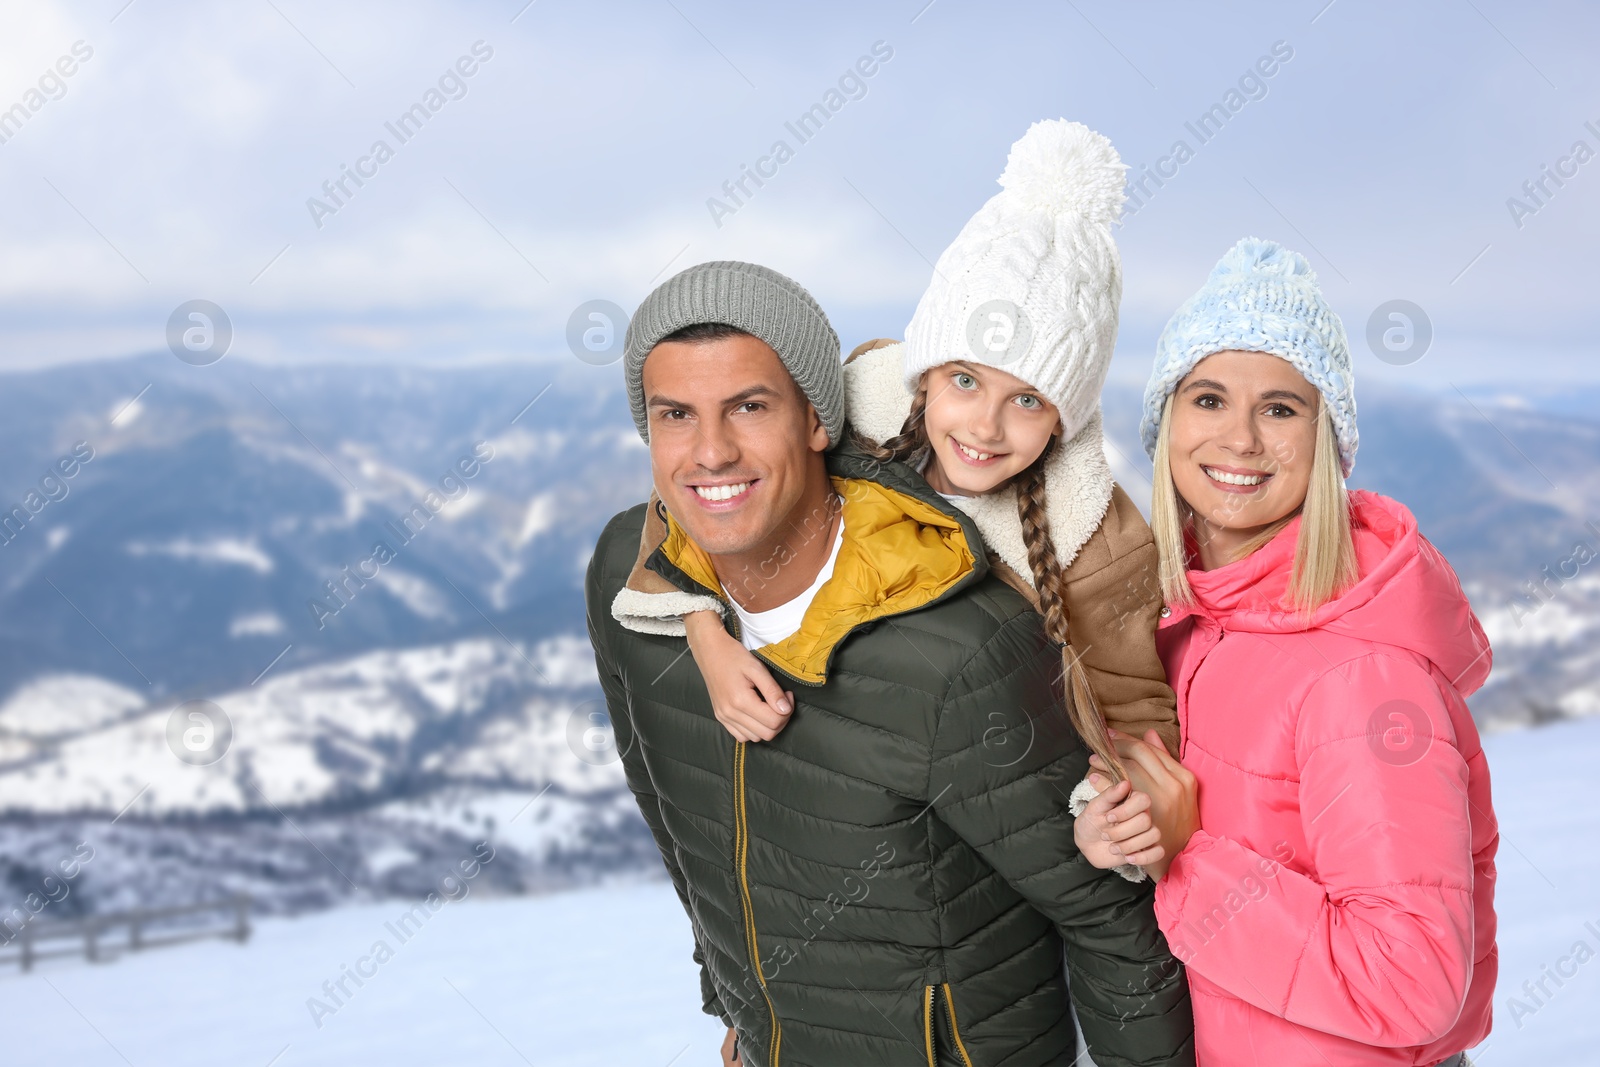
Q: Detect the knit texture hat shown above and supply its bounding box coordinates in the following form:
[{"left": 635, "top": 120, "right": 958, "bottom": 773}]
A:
[
  {"left": 624, "top": 260, "right": 843, "bottom": 446},
  {"left": 902, "top": 119, "right": 1126, "bottom": 443},
  {"left": 1140, "top": 237, "right": 1358, "bottom": 476}
]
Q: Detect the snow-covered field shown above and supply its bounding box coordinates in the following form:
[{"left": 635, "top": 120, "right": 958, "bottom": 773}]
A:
[
  {"left": 1468, "top": 715, "right": 1600, "bottom": 1066},
  {"left": 5, "top": 716, "right": 1598, "bottom": 1066},
  {"left": 1, "top": 880, "right": 719, "bottom": 1067}
]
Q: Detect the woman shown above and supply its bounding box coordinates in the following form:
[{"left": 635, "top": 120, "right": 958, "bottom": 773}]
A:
[{"left": 1076, "top": 237, "right": 1497, "bottom": 1066}]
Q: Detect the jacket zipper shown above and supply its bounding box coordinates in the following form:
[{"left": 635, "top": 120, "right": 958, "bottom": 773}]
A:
[
  {"left": 938, "top": 983, "right": 974, "bottom": 1067},
  {"left": 734, "top": 740, "right": 781, "bottom": 1065},
  {"left": 715, "top": 526, "right": 949, "bottom": 1067}
]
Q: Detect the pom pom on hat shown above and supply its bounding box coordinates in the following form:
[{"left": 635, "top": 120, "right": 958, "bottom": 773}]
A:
[
  {"left": 996, "top": 119, "right": 1127, "bottom": 227},
  {"left": 1206, "top": 236, "right": 1313, "bottom": 281}
]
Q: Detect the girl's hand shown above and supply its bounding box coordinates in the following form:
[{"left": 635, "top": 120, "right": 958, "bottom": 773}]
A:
[
  {"left": 1074, "top": 777, "right": 1159, "bottom": 870},
  {"left": 1076, "top": 774, "right": 1163, "bottom": 869},
  {"left": 1100, "top": 728, "right": 1200, "bottom": 881},
  {"left": 684, "top": 610, "right": 794, "bottom": 743}
]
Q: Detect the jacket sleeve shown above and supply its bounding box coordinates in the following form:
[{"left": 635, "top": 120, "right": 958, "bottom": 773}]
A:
[
  {"left": 610, "top": 587, "right": 726, "bottom": 637},
  {"left": 585, "top": 519, "right": 732, "bottom": 1027},
  {"left": 1063, "top": 489, "right": 1180, "bottom": 759},
  {"left": 929, "top": 612, "right": 1194, "bottom": 1067},
  {"left": 1153, "top": 654, "right": 1476, "bottom": 1046},
  {"left": 611, "top": 490, "right": 725, "bottom": 636}
]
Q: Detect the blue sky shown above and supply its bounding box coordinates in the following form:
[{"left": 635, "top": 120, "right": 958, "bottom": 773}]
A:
[{"left": 0, "top": 0, "right": 1593, "bottom": 391}]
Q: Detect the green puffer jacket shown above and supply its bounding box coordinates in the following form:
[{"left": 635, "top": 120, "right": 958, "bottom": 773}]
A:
[{"left": 584, "top": 441, "right": 1194, "bottom": 1066}]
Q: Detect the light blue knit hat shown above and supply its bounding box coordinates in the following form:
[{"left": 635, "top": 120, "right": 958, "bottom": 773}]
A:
[{"left": 1140, "top": 237, "right": 1357, "bottom": 476}]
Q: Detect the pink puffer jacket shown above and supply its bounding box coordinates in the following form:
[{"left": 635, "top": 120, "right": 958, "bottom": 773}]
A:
[{"left": 1153, "top": 490, "right": 1498, "bottom": 1066}]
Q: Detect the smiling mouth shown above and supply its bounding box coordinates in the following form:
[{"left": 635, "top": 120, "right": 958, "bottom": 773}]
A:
[
  {"left": 952, "top": 438, "right": 1006, "bottom": 463},
  {"left": 691, "top": 481, "right": 753, "bottom": 502},
  {"left": 1202, "top": 465, "right": 1270, "bottom": 487}
]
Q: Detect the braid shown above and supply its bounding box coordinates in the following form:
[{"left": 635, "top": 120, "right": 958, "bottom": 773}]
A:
[
  {"left": 850, "top": 377, "right": 932, "bottom": 469},
  {"left": 1015, "top": 451, "right": 1067, "bottom": 642},
  {"left": 1015, "top": 445, "right": 1125, "bottom": 782},
  {"left": 857, "top": 379, "right": 1122, "bottom": 778}
]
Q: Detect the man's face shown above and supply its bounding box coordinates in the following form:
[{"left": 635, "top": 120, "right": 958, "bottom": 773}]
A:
[{"left": 642, "top": 332, "right": 829, "bottom": 558}]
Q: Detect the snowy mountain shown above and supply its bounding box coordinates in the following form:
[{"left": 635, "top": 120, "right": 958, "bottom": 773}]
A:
[
  {"left": 0, "top": 636, "right": 654, "bottom": 914},
  {"left": 0, "top": 353, "right": 651, "bottom": 700},
  {"left": 0, "top": 636, "right": 607, "bottom": 815},
  {"left": 1, "top": 353, "right": 1597, "bottom": 916},
  {"left": 0, "top": 352, "right": 662, "bottom": 912}
]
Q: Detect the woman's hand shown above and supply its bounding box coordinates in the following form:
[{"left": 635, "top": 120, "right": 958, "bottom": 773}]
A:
[
  {"left": 1093, "top": 728, "right": 1200, "bottom": 881},
  {"left": 720, "top": 1026, "right": 741, "bottom": 1065},
  {"left": 684, "top": 610, "right": 794, "bottom": 743}
]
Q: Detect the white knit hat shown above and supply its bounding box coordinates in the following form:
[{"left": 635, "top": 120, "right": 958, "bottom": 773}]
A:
[{"left": 902, "top": 119, "right": 1127, "bottom": 442}]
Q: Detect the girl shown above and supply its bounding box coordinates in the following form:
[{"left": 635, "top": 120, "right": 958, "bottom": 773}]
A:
[
  {"left": 1076, "top": 237, "right": 1498, "bottom": 1066},
  {"left": 611, "top": 120, "right": 1179, "bottom": 805}
]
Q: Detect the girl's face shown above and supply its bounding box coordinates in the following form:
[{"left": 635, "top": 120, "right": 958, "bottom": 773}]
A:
[
  {"left": 920, "top": 361, "right": 1061, "bottom": 497},
  {"left": 1167, "top": 349, "right": 1319, "bottom": 538}
]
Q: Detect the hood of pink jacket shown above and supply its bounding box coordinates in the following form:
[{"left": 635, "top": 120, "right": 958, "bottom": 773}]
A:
[{"left": 1165, "top": 489, "right": 1491, "bottom": 695}]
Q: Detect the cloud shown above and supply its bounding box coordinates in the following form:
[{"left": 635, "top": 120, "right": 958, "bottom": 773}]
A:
[{"left": 0, "top": 0, "right": 1592, "bottom": 385}]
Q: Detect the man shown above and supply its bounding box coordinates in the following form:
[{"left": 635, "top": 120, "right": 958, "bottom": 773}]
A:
[{"left": 584, "top": 260, "right": 1192, "bottom": 1066}]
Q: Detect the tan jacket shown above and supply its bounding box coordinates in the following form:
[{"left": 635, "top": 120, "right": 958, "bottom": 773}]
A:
[{"left": 985, "top": 483, "right": 1179, "bottom": 757}]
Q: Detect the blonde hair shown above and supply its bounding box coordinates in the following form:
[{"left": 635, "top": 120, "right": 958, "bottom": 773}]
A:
[
  {"left": 852, "top": 373, "right": 1126, "bottom": 780},
  {"left": 1151, "top": 392, "right": 1357, "bottom": 614}
]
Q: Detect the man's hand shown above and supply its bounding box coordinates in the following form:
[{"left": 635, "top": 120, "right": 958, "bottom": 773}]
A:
[
  {"left": 720, "top": 1026, "right": 741, "bottom": 1065},
  {"left": 685, "top": 609, "right": 794, "bottom": 742}
]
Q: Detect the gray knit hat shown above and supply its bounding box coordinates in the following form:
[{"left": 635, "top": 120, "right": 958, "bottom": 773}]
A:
[{"left": 623, "top": 261, "right": 844, "bottom": 446}]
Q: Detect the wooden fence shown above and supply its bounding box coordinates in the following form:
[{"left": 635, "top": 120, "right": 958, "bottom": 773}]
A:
[{"left": 0, "top": 894, "right": 250, "bottom": 972}]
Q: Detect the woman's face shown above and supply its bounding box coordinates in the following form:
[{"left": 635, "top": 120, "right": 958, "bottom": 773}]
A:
[
  {"left": 920, "top": 361, "right": 1061, "bottom": 496},
  {"left": 1167, "top": 350, "right": 1319, "bottom": 537}
]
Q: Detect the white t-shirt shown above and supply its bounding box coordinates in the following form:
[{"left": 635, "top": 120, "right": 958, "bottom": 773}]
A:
[{"left": 727, "top": 517, "right": 845, "bottom": 651}]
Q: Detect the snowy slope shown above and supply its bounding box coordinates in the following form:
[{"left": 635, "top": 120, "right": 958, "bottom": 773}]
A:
[
  {"left": 5, "top": 716, "right": 1598, "bottom": 1065},
  {"left": 0, "top": 634, "right": 661, "bottom": 915},
  {"left": 1466, "top": 715, "right": 1600, "bottom": 1065},
  {"left": 0, "top": 635, "right": 610, "bottom": 815},
  {"left": 0, "top": 882, "right": 720, "bottom": 1067}
]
